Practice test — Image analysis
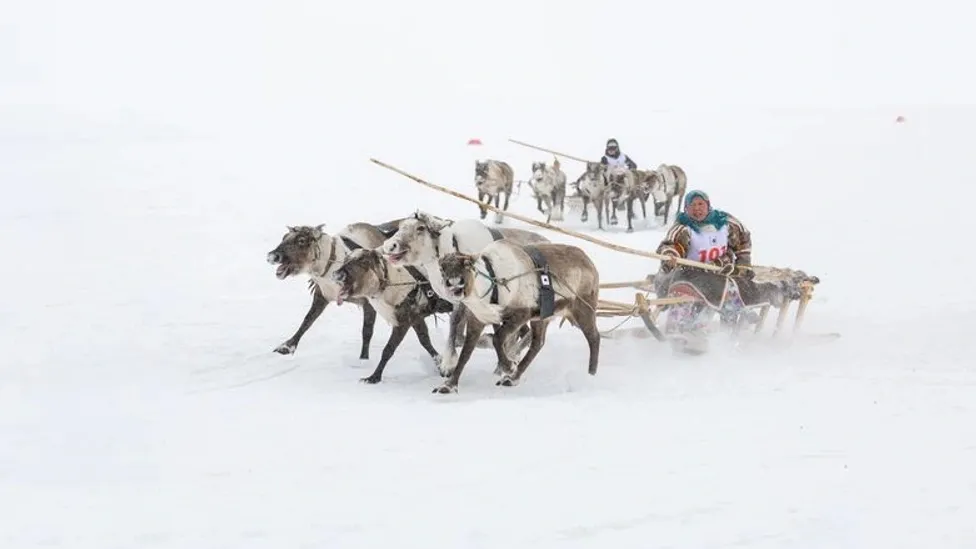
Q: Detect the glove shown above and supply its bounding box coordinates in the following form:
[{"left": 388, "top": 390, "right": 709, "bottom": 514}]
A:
[{"left": 660, "top": 250, "right": 679, "bottom": 270}]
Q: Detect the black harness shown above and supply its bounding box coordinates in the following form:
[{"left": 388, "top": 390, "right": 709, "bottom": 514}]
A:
[
  {"left": 522, "top": 245, "right": 555, "bottom": 319},
  {"left": 477, "top": 228, "right": 506, "bottom": 304}
]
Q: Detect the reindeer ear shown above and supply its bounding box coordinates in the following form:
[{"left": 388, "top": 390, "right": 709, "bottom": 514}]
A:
[{"left": 287, "top": 225, "right": 297, "bottom": 232}]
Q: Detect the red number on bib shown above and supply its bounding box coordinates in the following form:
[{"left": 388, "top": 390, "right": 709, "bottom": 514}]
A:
[{"left": 697, "top": 246, "right": 726, "bottom": 263}]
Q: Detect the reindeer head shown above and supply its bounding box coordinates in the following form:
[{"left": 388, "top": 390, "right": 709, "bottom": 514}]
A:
[
  {"left": 438, "top": 252, "right": 477, "bottom": 299},
  {"left": 382, "top": 211, "right": 451, "bottom": 266},
  {"left": 474, "top": 160, "right": 489, "bottom": 184},
  {"left": 266, "top": 224, "right": 327, "bottom": 279},
  {"left": 330, "top": 248, "right": 385, "bottom": 305},
  {"left": 605, "top": 168, "right": 631, "bottom": 201}
]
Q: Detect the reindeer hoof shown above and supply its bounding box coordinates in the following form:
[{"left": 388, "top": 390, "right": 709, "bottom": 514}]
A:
[
  {"left": 496, "top": 375, "right": 519, "bottom": 387},
  {"left": 626, "top": 227, "right": 633, "bottom": 233},
  {"left": 432, "top": 384, "right": 457, "bottom": 394},
  {"left": 361, "top": 375, "right": 382, "bottom": 384},
  {"left": 273, "top": 342, "right": 296, "bottom": 355}
]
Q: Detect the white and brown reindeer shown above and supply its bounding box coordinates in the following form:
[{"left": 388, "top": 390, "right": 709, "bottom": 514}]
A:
[
  {"left": 527, "top": 157, "right": 568, "bottom": 223},
  {"left": 473, "top": 159, "right": 515, "bottom": 224},
  {"left": 329, "top": 247, "right": 455, "bottom": 383},
  {"left": 380, "top": 212, "right": 550, "bottom": 378},
  {"left": 572, "top": 161, "right": 611, "bottom": 230},
  {"left": 648, "top": 163, "right": 688, "bottom": 223},
  {"left": 266, "top": 220, "right": 413, "bottom": 359},
  {"left": 604, "top": 165, "right": 648, "bottom": 232},
  {"left": 433, "top": 240, "right": 602, "bottom": 393}
]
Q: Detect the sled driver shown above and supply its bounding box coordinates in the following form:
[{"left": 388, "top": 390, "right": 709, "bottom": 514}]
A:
[
  {"left": 654, "top": 190, "right": 757, "bottom": 352},
  {"left": 600, "top": 138, "right": 637, "bottom": 170},
  {"left": 656, "top": 190, "right": 753, "bottom": 278}
]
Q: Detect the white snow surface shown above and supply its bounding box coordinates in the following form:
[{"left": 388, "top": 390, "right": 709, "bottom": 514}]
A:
[{"left": 4, "top": 2, "right": 976, "bottom": 547}]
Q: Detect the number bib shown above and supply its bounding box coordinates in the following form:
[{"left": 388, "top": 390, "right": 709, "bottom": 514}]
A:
[{"left": 686, "top": 224, "right": 729, "bottom": 263}]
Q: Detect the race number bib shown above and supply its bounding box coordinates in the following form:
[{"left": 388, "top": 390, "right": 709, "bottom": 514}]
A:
[{"left": 686, "top": 224, "right": 730, "bottom": 263}]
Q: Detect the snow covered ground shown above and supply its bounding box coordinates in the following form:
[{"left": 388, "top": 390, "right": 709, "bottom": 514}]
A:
[{"left": 4, "top": 1, "right": 976, "bottom": 547}]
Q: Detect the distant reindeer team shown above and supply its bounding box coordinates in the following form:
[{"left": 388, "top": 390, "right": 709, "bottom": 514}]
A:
[
  {"left": 475, "top": 152, "right": 687, "bottom": 233},
  {"left": 263, "top": 142, "right": 689, "bottom": 393}
]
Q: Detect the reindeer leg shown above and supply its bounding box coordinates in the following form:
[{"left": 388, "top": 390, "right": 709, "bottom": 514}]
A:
[
  {"left": 359, "top": 301, "right": 377, "bottom": 359},
  {"left": 499, "top": 319, "right": 549, "bottom": 386},
  {"left": 575, "top": 301, "right": 601, "bottom": 375},
  {"left": 625, "top": 198, "right": 635, "bottom": 233},
  {"left": 581, "top": 196, "right": 590, "bottom": 223},
  {"left": 596, "top": 197, "right": 605, "bottom": 230},
  {"left": 495, "top": 322, "right": 532, "bottom": 376},
  {"left": 477, "top": 191, "right": 487, "bottom": 219},
  {"left": 491, "top": 313, "right": 532, "bottom": 381},
  {"left": 275, "top": 287, "right": 328, "bottom": 355},
  {"left": 434, "top": 314, "right": 486, "bottom": 394},
  {"left": 410, "top": 318, "right": 440, "bottom": 364},
  {"left": 439, "top": 304, "right": 465, "bottom": 377},
  {"left": 361, "top": 323, "right": 410, "bottom": 384}
]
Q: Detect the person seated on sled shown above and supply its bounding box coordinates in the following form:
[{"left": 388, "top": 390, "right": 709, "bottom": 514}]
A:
[
  {"left": 653, "top": 190, "right": 756, "bottom": 350},
  {"left": 600, "top": 138, "right": 637, "bottom": 170},
  {"left": 656, "top": 190, "right": 753, "bottom": 278}
]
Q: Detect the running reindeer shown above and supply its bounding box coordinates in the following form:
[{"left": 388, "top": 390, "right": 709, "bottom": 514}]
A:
[
  {"left": 474, "top": 159, "right": 515, "bottom": 224},
  {"left": 647, "top": 163, "right": 688, "bottom": 224},
  {"left": 381, "top": 212, "right": 550, "bottom": 378},
  {"left": 604, "top": 165, "right": 650, "bottom": 232},
  {"left": 330, "top": 247, "right": 454, "bottom": 383},
  {"left": 572, "top": 161, "right": 611, "bottom": 230},
  {"left": 432, "top": 239, "right": 602, "bottom": 393},
  {"left": 527, "top": 157, "right": 568, "bottom": 223},
  {"left": 266, "top": 219, "right": 408, "bottom": 358}
]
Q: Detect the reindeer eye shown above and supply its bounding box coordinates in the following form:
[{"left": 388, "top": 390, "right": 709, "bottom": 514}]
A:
[
  {"left": 417, "top": 226, "right": 426, "bottom": 232},
  {"left": 297, "top": 237, "right": 308, "bottom": 246}
]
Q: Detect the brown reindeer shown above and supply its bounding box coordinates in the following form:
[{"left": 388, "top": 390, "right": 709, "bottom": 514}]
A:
[
  {"left": 432, "top": 240, "right": 602, "bottom": 393},
  {"left": 474, "top": 159, "right": 515, "bottom": 224},
  {"left": 330, "top": 248, "right": 454, "bottom": 383},
  {"left": 265, "top": 220, "right": 405, "bottom": 358}
]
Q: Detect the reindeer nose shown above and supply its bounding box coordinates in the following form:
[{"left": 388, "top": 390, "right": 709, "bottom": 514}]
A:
[
  {"left": 331, "top": 270, "right": 346, "bottom": 283},
  {"left": 267, "top": 251, "right": 282, "bottom": 264},
  {"left": 448, "top": 276, "right": 463, "bottom": 287}
]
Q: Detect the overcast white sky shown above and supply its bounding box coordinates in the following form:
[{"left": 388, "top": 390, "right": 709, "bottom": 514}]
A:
[{"left": 1, "top": 0, "right": 972, "bottom": 138}]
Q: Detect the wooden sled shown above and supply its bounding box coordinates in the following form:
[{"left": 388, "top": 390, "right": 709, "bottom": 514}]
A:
[{"left": 597, "top": 267, "right": 840, "bottom": 344}]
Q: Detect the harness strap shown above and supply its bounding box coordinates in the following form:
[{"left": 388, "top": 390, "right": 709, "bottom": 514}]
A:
[
  {"left": 486, "top": 227, "right": 504, "bottom": 241},
  {"left": 316, "top": 237, "right": 339, "bottom": 277},
  {"left": 522, "top": 245, "right": 555, "bottom": 319},
  {"left": 482, "top": 256, "right": 500, "bottom": 305}
]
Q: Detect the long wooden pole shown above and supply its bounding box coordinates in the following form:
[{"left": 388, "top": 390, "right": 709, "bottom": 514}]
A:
[
  {"left": 368, "top": 157, "right": 722, "bottom": 272},
  {"left": 507, "top": 139, "right": 593, "bottom": 164}
]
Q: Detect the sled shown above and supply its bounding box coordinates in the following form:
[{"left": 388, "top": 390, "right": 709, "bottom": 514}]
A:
[{"left": 596, "top": 266, "right": 840, "bottom": 345}]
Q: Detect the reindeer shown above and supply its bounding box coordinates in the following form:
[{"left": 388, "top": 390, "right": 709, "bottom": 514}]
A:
[
  {"left": 528, "top": 157, "right": 568, "bottom": 223},
  {"left": 604, "top": 166, "right": 646, "bottom": 232},
  {"left": 380, "top": 212, "right": 551, "bottom": 377},
  {"left": 573, "top": 161, "right": 610, "bottom": 230},
  {"left": 432, "top": 240, "right": 601, "bottom": 393},
  {"left": 330, "top": 248, "right": 454, "bottom": 383},
  {"left": 265, "top": 220, "right": 407, "bottom": 358},
  {"left": 649, "top": 164, "right": 688, "bottom": 223},
  {"left": 474, "top": 159, "right": 515, "bottom": 224}
]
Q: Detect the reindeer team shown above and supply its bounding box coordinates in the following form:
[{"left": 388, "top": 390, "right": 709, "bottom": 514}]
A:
[{"left": 265, "top": 141, "right": 690, "bottom": 393}]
